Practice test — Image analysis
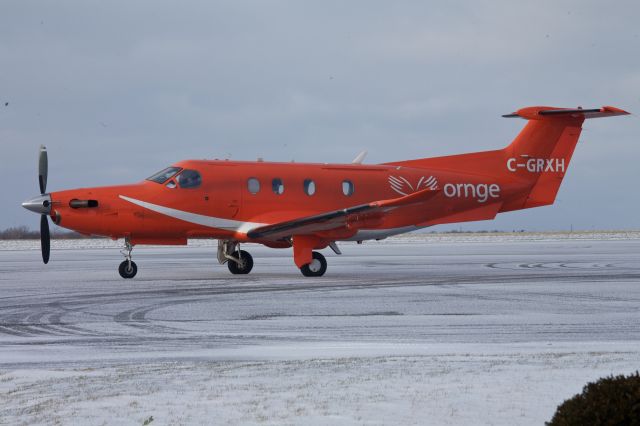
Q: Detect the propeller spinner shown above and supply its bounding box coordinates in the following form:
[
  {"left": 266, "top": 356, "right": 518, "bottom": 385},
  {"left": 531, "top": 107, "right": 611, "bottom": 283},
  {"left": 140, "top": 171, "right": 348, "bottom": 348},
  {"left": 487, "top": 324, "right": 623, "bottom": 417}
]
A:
[{"left": 22, "top": 145, "right": 51, "bottom": 264}]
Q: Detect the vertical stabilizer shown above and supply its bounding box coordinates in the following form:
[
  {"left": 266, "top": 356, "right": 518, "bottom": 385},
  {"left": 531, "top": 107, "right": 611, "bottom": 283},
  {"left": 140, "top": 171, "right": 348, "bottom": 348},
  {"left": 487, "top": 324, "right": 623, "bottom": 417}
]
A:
[
  {"left": 383, "top": 105, "right": 629, "bottom": 211},
  {"left": 503, "top": 106, "right": 628, "bottom": 208}
]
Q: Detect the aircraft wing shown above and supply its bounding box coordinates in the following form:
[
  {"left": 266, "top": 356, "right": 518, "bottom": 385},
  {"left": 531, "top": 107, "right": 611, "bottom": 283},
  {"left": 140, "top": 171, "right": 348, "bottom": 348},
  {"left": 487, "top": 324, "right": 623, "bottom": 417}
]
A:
[{"left": 246, "top": 187, "right": 438, "bottom": 240}]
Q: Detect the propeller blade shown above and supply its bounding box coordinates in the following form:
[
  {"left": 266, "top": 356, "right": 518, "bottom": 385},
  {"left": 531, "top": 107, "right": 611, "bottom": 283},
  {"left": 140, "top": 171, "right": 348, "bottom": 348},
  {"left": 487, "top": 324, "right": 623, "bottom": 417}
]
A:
[
  {"left": 38, "top": 145, "right": 48, "bottom": 194},
  {"left": 40, "top": 214, "right": 50, "bottom": 264}
]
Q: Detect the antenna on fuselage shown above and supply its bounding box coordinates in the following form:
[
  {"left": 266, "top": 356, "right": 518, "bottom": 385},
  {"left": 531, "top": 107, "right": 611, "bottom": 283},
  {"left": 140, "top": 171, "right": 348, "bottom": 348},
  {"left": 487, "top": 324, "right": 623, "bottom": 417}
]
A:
[{"left": 352, "top": 150, "right": 367, "bottom": 164}]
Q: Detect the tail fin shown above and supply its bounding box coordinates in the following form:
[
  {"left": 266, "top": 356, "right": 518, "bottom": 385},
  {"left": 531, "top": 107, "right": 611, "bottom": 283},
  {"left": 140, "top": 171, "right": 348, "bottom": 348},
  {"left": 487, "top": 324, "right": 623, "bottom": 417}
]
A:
[
  {"left": 503, "top": 106, "right": 629, "bottom": 208},
  {"left": 384, "top": 105, "right": 629, "bottom": 211}
]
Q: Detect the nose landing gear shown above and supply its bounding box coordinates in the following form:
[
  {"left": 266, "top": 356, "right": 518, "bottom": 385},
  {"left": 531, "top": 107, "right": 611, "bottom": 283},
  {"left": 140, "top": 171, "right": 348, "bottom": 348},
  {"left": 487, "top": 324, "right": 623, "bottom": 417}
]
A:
[{"left": 118, "top": 238, "right": 137, "bottom": 279}]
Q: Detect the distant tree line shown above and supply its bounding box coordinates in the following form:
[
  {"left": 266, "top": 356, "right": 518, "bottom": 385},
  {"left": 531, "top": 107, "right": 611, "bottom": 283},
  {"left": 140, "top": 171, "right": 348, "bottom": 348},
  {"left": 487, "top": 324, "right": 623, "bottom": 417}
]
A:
[
  {"left": 430, "top": 229, "right": 527, "bottom": 234},
  {"left": 0, "top": 225, "right": 528, "bottom": 240},
  {"left": 0, "top": 226, "right": 89, "bottom": 240},
  {"left": 1, "top": 226, "right": 617, "bottom": 240}
]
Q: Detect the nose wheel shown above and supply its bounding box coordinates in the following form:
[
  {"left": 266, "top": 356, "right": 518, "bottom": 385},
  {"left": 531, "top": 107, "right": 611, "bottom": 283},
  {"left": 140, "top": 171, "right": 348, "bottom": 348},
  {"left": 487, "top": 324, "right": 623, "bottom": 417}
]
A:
[
  {"left": 118, "top": 238, "right": 138, "bottom": 279},
  {"left": 300, "top": 251, "right": 327, "bottom": 277},
  {"left": 118, "top": 260, "right": 138, "bottom": 279}
]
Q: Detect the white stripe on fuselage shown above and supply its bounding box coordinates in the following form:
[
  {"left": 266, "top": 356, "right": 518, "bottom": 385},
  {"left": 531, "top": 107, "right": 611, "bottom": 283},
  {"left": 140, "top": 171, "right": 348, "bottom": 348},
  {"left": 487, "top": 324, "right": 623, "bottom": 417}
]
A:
[
  {"left": 119, "top": 195, "right": 421, "bottom": 241},
  {"left": 119, "top": 195, "right": 265, "bottom": 234}
]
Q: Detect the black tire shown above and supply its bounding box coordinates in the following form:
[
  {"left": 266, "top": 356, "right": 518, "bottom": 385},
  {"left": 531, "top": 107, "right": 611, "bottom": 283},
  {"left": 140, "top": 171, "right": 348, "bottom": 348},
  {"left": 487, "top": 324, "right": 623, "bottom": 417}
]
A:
[
  {"left": 300, "top": 251, "right": 327, "bottom": 277},
  {"left": 227, "top": 250, "right": 254, "bottom": 274},
  {"left": 118, "top": 260, "right": 137, "bottom": 279}
]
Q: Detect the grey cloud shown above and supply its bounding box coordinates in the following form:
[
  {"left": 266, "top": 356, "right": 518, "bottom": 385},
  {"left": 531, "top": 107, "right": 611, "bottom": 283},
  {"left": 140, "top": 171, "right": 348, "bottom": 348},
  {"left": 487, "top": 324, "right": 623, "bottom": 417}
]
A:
[{"left": 1, "top": 0, "right": 638, "bottom": 231}]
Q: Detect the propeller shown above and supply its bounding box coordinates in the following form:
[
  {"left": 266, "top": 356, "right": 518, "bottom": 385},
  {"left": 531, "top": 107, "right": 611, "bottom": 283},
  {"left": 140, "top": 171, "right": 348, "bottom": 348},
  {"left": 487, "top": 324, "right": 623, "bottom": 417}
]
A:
[
  {"left": 38, "top": 145, "right": 50, "bottom": 264},
  {"left": 22, "top": 146, "right": 51, "bottom": 264}
]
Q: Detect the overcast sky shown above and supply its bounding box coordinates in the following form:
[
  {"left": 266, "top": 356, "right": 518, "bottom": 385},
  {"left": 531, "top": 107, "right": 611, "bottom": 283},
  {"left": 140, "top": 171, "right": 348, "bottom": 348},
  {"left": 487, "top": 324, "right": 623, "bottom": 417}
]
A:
[{"left": 1, "top": 1, "right": 638, "bottom": 232}]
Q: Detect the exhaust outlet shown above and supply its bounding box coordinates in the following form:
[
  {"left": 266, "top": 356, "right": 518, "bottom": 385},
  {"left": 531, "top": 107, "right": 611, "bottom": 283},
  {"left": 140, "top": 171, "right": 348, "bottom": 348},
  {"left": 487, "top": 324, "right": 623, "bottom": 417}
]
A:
[{"left": 69, "top": 199, "right": 99, "bottom": 209}]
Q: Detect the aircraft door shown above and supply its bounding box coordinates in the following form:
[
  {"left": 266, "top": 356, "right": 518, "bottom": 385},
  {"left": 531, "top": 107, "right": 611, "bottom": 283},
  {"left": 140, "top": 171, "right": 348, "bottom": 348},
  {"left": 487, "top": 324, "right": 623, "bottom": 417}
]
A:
[{"left": 208, "top": 174, "right": 240, "bottom": 219}]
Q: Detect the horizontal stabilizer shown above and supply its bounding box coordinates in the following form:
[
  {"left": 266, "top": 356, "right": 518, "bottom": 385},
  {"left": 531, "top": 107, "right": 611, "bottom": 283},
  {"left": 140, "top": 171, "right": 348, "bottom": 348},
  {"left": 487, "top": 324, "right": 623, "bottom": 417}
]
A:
[{"left": 503, "top": 106, "right": 629, "bottom": 120}]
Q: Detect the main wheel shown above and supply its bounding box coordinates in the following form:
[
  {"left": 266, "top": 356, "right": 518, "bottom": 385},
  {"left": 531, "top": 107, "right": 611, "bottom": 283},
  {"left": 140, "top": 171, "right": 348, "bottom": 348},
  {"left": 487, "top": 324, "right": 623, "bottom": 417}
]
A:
[
  {"left": 227, "top": 250, "right": 254, "bottom": 274},
  {"left": 118, "top": 260, "right": 137, "bottom": 279},
  {"left": 300, "top": 251, "right": 327, "bottom": 277}
]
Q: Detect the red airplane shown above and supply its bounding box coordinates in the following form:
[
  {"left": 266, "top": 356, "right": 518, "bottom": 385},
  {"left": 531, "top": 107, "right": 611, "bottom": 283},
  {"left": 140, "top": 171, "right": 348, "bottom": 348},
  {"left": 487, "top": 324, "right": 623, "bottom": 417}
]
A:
[{"left": 22, "top": 105, "right": 629, "bottom": 278}]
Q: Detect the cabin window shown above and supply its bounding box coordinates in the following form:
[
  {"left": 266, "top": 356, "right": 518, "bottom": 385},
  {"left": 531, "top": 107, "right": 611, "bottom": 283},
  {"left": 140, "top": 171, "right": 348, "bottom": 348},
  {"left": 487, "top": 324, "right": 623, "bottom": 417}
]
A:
[
  {"left": 146, "top": 166, "right": 182, "bottom": 184},
  {"left": 342, "top": 180, "right": 354, "bottom": 196},
  {"left": 272, "top": 178, "right": 284, "bottom": 195},
  {"left": 303, "top": 179, "right": 316, "bottom": 196},
  {"left": 247, "top": 177, "right": 260, "bottom": 194},
  {"left": 177, "top": 169, "right": 202, "bottom": 188}
]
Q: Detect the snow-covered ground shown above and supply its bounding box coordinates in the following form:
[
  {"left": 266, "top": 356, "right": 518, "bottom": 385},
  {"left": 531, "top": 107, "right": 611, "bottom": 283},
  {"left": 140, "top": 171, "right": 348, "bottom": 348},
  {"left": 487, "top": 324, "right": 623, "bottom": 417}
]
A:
[
  {"left": 1, "top": 234, "right": 639, "bottom": 425},
  {"left": 2, "top": 230, "right": 639, "bottom": 251}
]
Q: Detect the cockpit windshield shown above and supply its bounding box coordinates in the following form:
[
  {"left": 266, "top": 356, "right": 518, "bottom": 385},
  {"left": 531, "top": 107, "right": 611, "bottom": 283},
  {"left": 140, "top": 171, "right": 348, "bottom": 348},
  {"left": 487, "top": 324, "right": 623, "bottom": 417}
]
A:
[{"left": 146, "top": 167, "right": 182, "bottom": 184}]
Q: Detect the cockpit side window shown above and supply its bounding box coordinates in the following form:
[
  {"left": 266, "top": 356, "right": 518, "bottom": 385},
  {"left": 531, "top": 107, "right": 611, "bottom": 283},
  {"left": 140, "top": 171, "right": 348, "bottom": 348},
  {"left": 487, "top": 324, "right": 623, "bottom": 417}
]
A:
[
  {"left": 177, "top": 169, "right": 202, "bottom": 189},
  {"left": 146, "top": 167, "right": 182, "bottom": 184}
]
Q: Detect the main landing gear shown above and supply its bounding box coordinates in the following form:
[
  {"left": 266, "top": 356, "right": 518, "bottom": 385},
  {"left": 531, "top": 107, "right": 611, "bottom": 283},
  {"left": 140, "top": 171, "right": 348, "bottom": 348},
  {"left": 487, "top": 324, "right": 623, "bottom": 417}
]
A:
[
  {"left": 300, "top": 251, "right": 327, "bottom": 277},
  {"left": 293, "top": 238, "right": 338, "bottom": 277},
  {"left": 218, "top": 240, "right": 254, "bottom": 275},
  {"left": 218, "top": 240, "right": 329, "bottom": 276},
  {"left": 118, "top": 238, "right": 137, "bottom": 279},
  {"left": 227, "top": 250, "right": 253, "bottom": 274}
]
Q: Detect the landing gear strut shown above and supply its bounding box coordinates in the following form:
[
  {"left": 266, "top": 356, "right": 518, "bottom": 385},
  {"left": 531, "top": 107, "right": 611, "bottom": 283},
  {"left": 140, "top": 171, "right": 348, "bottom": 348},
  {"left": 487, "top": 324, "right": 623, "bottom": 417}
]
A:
[
  {"left": 118, "top": 238, "right": 137, "bottom": 279},
  {"left": 218, "top": 240, "right": 254, "bottom": 275},
  {"left": 300, "top": 251, "right": 327, "bottom": 277}
]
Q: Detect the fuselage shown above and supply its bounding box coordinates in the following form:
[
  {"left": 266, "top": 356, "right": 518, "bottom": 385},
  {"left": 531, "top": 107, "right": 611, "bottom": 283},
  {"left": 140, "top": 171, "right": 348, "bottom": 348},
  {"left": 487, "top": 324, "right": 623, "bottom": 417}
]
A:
[{"left": 48, "top": 159, "right": 529, "bottom": 245}]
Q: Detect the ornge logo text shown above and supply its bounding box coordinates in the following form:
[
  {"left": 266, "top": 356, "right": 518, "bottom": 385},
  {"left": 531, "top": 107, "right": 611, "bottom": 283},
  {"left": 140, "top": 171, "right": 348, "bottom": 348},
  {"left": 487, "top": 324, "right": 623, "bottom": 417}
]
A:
[
  {"left": 507, "top": 155, "right": 566, "bottom": 173},
  {"left": 443, "top": 183, "right": 500, "bottom": 203},
  {"left": 388, "top": 175, "right": 438, "bottom": 196}
]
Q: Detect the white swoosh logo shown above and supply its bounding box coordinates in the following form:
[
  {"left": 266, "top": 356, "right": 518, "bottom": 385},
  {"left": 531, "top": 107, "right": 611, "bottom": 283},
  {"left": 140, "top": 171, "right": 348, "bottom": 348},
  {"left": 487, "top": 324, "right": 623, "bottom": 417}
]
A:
[
  {"left": 389, "top": 175, "right": 438, "bottom": 196},
  {"left": 119, "top": 195, "right": 266, "bottom": 234}
]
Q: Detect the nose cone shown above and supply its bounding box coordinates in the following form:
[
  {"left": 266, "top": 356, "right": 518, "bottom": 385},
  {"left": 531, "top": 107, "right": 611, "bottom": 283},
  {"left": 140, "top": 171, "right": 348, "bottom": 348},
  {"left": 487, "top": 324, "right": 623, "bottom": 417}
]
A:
[{"left": 22, "top": 194, "right": 52, "bottom": 215}]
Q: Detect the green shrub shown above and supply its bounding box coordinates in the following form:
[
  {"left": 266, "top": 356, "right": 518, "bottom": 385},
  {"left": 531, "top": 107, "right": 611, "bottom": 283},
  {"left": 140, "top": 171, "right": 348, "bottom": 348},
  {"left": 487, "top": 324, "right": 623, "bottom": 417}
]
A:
[{"left": 547, "top": 371, "right": 640, "bottom": 426}]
